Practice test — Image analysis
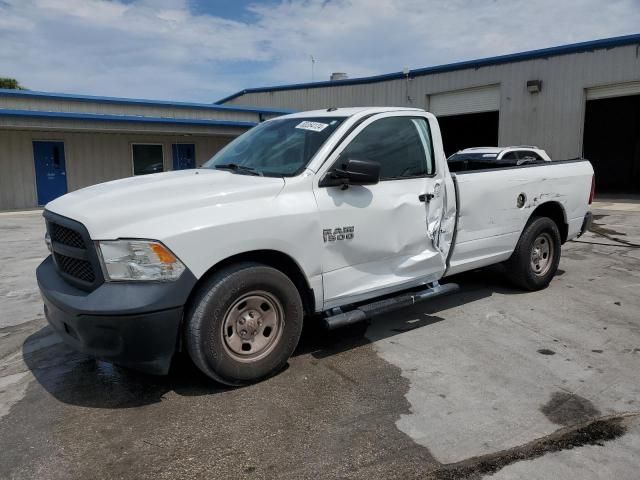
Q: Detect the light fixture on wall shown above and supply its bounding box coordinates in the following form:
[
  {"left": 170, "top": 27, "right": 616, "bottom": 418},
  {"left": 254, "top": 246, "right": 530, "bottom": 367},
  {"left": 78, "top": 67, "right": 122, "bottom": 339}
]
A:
[{"left": 527, "top": 79, "right": 542, "bottom": 94}]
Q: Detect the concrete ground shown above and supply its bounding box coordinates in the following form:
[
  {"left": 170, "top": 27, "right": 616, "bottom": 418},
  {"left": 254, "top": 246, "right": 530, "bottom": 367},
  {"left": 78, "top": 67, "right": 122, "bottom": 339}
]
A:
[{"left": 0, "top": 203, "right": 639, "bottom": 479}]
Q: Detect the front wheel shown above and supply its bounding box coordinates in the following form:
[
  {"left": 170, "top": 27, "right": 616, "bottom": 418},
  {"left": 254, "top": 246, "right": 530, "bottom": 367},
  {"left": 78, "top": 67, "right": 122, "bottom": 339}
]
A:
[
  {"left": 505, "top": 216, "right": 561, "bottom": 291},
  {"left": 185, "top": 262, "right": 304, "bottom": 385}
]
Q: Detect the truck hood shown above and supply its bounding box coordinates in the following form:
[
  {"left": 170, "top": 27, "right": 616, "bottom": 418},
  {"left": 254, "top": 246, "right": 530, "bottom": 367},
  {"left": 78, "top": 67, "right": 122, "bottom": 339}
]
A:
[{"left": 46, "top": 169, "right": 285, "bottom": 239}]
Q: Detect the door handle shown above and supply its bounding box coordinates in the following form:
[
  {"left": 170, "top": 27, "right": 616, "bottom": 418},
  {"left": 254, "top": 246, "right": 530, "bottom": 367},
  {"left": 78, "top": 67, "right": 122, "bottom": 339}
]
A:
[{"left": 418, "top": 193, "right": 434, "bottom": 203}]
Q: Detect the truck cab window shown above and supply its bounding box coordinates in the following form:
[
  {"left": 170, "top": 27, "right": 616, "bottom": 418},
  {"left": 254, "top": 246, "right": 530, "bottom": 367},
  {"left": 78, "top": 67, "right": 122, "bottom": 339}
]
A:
[{"left": 340, "top": 117, "right": 434, "bottom": 180}]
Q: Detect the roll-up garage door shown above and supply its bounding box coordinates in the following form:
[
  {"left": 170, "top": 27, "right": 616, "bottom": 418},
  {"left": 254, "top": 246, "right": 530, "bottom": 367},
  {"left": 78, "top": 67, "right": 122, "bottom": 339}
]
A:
[
  {"left": 586, "top": 81, "right": 640, "bottom": 101},
  {"left": 428, "top": 85, "right": 500, "bottom": 117},
  {"left": 584, "top": 81, "right": 640, "bottom": 193}
]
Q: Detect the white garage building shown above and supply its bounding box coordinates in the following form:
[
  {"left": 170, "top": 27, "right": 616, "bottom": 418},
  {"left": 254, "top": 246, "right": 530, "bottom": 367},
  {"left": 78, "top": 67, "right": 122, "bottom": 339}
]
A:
[
  {"left": 0, "top": 90, "right": 288, "bottom": 210},
  {"left": 218, "top": 34, "right": 640, "bottom": 194}
]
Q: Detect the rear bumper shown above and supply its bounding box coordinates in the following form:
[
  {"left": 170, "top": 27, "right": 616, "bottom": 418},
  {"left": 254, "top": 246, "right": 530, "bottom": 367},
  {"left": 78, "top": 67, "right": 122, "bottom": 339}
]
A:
[
  {"left": 37, "top": 255, "right": 197, "bottom": 375},
  {"left": 579, "top": 211, "right": 593, "bottom": 237}
]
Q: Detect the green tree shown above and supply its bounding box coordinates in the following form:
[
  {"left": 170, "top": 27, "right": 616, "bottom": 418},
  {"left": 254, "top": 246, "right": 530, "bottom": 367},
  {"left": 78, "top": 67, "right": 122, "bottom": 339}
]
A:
[{"left": 0, "top": 78, "right": 26, "bottom": 89}]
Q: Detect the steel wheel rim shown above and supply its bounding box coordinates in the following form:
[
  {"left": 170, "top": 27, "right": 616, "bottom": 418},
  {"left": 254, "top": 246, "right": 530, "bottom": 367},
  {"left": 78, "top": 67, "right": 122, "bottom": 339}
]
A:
[
  {"left": 221, "top": 290, "right": 284, "bottom": 362},
  {"left": 530, "top": 232, "right": 554, "bottom": 276}
]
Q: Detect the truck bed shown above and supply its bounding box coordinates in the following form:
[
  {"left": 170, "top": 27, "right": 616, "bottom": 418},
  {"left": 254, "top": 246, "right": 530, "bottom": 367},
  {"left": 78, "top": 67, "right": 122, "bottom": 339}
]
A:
[{"left": 446, "top": 159, "right": 593, "bottom": 276}]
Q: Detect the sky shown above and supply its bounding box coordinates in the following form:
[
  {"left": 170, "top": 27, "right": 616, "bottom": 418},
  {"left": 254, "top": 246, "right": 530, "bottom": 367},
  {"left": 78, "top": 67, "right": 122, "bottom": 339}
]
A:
[{"left": 1, "top": 0, "right": 639, "bottom": 103}]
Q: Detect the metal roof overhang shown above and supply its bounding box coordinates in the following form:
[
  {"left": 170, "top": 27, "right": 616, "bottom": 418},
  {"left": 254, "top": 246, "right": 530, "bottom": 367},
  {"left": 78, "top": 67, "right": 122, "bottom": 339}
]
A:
[
  {"left": 0, "top": 108, "right": 257, "bottom": 128},
  {"left": 215, "top": 33, "right": 640, "bottom": 104},
  {"left": 0, "top": 89, "right": 291, "bottom": 115},
  {"left": 0, "top": 109, "right": 258, "bottom": 135}
]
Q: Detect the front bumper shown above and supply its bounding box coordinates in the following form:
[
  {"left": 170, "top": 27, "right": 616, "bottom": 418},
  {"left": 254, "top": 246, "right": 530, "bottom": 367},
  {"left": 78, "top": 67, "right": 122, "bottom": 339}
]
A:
[{"left": 37, "top": 255, "right": 197, "bottom": 375}]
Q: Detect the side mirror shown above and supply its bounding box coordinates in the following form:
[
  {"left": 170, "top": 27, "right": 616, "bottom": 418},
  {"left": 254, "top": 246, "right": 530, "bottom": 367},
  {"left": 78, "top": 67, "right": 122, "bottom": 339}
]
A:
[{"left": 320, "top": 159, "right": 380, "bottom": 188}]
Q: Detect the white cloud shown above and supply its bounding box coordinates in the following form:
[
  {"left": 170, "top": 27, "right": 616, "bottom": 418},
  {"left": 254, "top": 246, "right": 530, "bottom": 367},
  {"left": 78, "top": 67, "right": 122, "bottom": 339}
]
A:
[{"left": 0, "top": 0, "right": 639, "bottom": 102}]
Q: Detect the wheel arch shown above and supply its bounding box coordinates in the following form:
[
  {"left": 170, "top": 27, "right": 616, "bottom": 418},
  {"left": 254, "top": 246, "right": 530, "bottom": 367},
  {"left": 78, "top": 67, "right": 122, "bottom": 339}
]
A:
[
  {"left": 528, "top": 201, "right": 568, "bottom": 243},
  {"left": 186, "top": 249, "right": 316, "bottom": 318}
]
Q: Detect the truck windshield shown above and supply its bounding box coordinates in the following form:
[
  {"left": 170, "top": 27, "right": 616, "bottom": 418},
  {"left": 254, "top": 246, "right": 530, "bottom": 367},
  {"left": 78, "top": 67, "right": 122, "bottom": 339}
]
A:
[{"left": 202, "top": 117, "right": 345, "bottom": 177}]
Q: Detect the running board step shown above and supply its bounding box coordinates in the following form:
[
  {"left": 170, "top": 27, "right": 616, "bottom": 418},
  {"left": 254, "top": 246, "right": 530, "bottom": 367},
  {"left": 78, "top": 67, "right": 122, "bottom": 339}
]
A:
[{"left": 322, "top": 282, "right": 459, "bottom": 330}]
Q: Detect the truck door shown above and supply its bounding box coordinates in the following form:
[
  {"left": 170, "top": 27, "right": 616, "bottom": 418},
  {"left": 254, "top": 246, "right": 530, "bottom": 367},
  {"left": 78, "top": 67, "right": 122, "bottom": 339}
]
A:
[{"left": 314, "top": 113, "right": 449, "bottom": 309}]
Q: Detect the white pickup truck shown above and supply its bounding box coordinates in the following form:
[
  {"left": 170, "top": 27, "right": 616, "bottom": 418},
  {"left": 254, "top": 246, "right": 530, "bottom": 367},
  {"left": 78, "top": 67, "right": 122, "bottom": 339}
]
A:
[{"left": 37, "top": 107, "right": 594, "bottom": 385}]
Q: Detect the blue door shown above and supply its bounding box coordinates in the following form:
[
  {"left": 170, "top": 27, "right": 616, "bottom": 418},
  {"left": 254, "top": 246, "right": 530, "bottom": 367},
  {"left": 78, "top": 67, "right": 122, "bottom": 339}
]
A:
[
  {"left": 172, "top": 144, "right": 196, "bottom": 170},
  {"left": 33, "top": 141, "right": 67, "bottom": 205}
]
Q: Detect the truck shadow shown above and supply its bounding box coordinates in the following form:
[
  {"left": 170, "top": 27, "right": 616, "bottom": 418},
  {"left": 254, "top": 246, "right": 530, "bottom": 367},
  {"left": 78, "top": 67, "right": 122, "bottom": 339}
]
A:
[{"left": 21, "top": 266, "right": 532, "bottom": 409}]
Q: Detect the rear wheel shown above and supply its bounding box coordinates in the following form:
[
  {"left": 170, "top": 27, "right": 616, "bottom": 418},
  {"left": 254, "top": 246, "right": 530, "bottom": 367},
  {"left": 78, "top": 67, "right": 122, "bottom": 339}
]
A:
[
  {"left": 505, "top": 216, "right": 561, "bottom": 291},
  {"left": 185, "top": 262, "right": 303, "bottom": 385}
]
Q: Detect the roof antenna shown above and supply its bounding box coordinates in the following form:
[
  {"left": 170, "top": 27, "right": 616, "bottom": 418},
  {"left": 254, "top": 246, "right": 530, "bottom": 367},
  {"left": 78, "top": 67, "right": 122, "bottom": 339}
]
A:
[{"left": 310, "top": 55, "right": 316, "bottom": 82}]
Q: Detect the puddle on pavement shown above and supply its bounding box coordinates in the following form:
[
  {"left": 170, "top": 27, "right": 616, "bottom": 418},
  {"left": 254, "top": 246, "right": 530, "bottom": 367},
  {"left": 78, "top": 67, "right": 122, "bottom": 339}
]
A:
[
  {"left": 591, "top": 221, "right": 627, "bottom": 238},
  {"left": 589, "top": 216, "right": 640, "bottom": 248},
  {"left": 0, "top": 321, "right": 440, "bottom": 480},
  {"left": 541, "top": 391, "right": 601, "bottom": 426}
]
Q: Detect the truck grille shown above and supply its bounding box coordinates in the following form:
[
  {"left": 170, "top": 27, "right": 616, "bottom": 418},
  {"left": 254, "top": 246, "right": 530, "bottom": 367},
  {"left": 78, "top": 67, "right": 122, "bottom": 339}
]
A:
[
  {"left": 45, "top": 212, "right": 102, "bottom": 290},
  {"left": 49, "top": 222, "right": 86, "bottom": 249},
  {"left": 53, "top": 252, "right": 96, "bottom": 283}
]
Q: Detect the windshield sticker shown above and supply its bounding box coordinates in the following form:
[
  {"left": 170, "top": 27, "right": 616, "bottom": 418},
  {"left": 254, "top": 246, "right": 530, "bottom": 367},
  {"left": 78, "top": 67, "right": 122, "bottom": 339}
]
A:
[{"left": 295, "top": 121, "right": 329, "bottom": 132}]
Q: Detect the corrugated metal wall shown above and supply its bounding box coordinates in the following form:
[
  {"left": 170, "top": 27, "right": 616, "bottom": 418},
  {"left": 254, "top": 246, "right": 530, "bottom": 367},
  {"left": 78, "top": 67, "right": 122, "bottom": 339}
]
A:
[
  {"left": 223, "top": 44, "right": 640, "bottom": 160},
  {"left": 0, "top": 128, "right": 234, "bottom": 210}
]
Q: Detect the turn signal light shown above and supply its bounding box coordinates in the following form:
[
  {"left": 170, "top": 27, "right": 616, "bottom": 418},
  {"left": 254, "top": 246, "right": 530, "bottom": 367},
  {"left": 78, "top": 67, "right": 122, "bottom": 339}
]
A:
[{"left": 150, "top": 242, "right": 178, "bottom": 264}]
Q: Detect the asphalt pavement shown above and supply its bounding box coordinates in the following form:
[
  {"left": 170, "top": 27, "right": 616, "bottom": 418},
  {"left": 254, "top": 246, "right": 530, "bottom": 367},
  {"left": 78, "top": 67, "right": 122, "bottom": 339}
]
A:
[{"left": 0, "top": 202, "right": 639, "bottom": 479}]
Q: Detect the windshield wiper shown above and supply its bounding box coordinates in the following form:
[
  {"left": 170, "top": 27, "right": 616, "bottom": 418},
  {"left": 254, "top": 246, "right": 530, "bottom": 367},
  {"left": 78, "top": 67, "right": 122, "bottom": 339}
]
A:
[{"left": 214, "top": 163, "right": 263, "bottom": 176}]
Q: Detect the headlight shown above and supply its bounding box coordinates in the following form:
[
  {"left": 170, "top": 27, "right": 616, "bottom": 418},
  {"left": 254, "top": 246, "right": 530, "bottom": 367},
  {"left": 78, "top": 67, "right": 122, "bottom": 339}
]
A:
[{"left": 97, "top": 240, "right": 185, "bottom": 281}]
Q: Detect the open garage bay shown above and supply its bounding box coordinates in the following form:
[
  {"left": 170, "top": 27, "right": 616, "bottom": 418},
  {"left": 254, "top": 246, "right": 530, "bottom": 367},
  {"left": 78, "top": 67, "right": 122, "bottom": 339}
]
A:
[{"left": 584, "top": 93, "right": 640, "bottom": 194}]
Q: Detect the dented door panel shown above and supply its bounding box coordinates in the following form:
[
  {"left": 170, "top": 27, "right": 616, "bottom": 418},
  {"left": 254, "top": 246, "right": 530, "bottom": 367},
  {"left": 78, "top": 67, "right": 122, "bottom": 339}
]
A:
[
  {"left": 314, "top": 112, "right": 450, "bottom": 309},
  {"left": 317, "top": 178, "right": 446, "bottom": 308}
]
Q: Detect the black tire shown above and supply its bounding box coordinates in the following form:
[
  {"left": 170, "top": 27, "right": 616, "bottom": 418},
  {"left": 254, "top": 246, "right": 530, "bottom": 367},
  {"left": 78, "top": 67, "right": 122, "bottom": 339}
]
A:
[
  {"left": 185, "top": 262, "right": 303, "bottom": 385},
  {"left": 505, "top": 216, "right": 561, "bottom": 291}
]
